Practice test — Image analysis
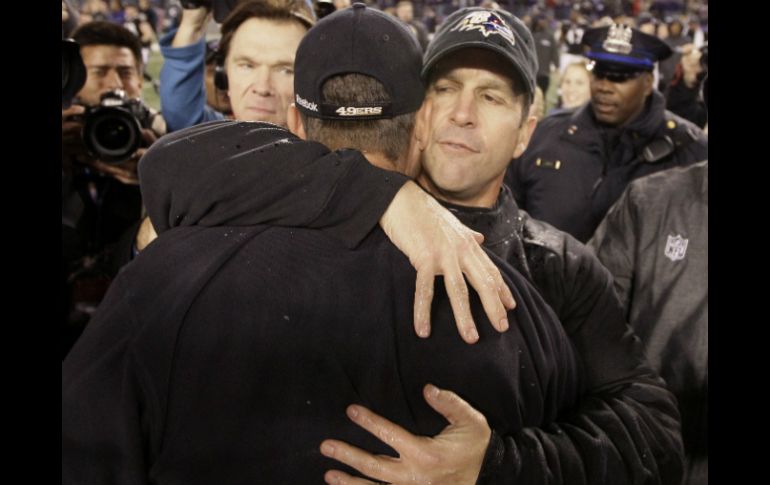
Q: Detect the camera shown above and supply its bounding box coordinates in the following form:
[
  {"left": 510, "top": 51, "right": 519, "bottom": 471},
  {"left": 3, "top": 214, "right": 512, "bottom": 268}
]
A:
[
  {"left": 315, "top": 0, "right": 336, "bottom": 19},
  {"left": 699, "top": 42, "right": 708, "bottom": 72},
  {"left": 82, "top": 90, "right": 154, "bottom": 164},
  {"left": 180, "top": 0, "right": 238, "bottom": 23},
  {"left": 62, "top": 39, "right": 86, "bottom": 109}
]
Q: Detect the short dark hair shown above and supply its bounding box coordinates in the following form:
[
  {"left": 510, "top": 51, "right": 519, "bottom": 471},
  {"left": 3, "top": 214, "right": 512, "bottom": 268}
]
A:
[
  {"left": 219, "top": 0, "right": 315, "bottom": 62},
  {"left": 71, "top": 21, "right": 144, "bottom": 71},
  {"left": 300, "top": 74, "right": 416, "bottom": 163}
]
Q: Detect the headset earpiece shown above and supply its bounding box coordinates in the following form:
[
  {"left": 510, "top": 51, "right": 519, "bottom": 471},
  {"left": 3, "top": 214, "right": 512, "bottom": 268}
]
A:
[{"left": 214, "top": 56, "right": 228, "bottom": 91}]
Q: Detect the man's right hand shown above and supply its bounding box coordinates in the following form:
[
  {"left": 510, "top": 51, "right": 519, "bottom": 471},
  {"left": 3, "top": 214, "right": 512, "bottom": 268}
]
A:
[
  {"left": 679, "top": 43, "right": 704, "bottom": 88},
  {"left": 173, "top": 2, "right": 213, "bottom": 47},
  {"left": 380, "top": 181, "right": 515, "bottom": 344},
  {"left": 135, "top": 216, "right": 158, "bottom": 252}
]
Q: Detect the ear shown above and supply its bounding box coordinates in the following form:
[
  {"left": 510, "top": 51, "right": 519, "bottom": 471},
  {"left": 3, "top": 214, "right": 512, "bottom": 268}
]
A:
[
  {"left": 413, "top": 98, "right": 432, "bottom": 151},
  {"left": 286, "top": 104, "right": 307, "bottom": 140},
  {"left": 402, "top": 99, "right": 432, "bottom": 178},
  {"left": 512, "top": 114, "right": 538, "bottom": 159}
]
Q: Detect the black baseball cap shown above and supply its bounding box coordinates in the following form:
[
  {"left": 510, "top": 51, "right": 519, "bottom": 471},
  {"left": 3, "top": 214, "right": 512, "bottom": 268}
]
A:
[
  {"left": 422, "top": 7, "right": 538, "bottom": 101},
  {"left": 582, "top": 23, "right": 672, "bottom": 72},
  {"left": 293, "top": 3, "right": 424, "bottom": 120}
]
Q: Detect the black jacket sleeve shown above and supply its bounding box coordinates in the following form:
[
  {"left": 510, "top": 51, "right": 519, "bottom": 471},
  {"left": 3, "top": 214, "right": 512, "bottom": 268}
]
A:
[
  {"left": 138, "top": 121, "right": 409, "bottom": 248},
  {"left": 476, "top": 223, "right": 684, "bottom": 484}
]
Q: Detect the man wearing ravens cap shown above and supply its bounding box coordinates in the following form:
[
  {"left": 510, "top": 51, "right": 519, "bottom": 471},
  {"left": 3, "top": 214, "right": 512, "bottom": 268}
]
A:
[
  {"left": 508, "top": 22, "right": 708, "bottom": 242},
  {"left": 63, "top": 5, "right": 582, "bottom": 483},
  {"left": 316, "top": 8, "right": 684, "bottom": 485}
]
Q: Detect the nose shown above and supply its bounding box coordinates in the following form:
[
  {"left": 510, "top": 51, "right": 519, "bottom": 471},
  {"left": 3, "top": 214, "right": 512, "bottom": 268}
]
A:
[
  {"left": 449, "top": 89, "right": 477, "bottom": 127},
  {"left": 250, "top": 66, "right": 273, "bottom": 96},
  {"left": 102, "top": 69, "right": 123, "bottom": 92}
]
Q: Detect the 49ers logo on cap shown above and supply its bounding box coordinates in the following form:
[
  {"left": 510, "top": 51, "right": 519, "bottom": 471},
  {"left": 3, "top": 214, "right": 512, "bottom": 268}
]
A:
[
  {"left": 450, "top": 11, "right": 515, "bottom": 46},
  {"left": 335, "top": 106, "right": 383, "bottom": 116}
]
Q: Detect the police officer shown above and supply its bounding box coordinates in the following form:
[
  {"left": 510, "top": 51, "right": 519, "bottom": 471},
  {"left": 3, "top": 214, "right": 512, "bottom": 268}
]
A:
[{"left": 507, "top": 23, "right": 708, "bottom": 242}]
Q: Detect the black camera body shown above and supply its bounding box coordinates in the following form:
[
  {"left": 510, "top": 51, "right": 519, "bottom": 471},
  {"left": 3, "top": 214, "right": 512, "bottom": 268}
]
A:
[
  {"left": 315, "top": 0, "right": 336, "bottom": 19},
  {"left": 82, "top": 90, "right": 154, "bottom": 164},
  {"left": 180, "top": 0, "right": 239, "bottom": 23}
]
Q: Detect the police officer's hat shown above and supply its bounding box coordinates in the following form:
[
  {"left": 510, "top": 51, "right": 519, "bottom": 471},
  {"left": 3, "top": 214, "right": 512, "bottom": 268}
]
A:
[{"left": 581, "top": 23, "right": 672, "bottom": 72}]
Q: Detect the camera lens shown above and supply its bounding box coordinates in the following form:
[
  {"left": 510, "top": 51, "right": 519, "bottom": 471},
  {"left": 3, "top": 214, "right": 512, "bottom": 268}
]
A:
[
  {"left": 94, "top": 118, "right": 132, "bottom": 151},
  {"left": 83, "top": 108, "right": 142, "bottom": 163}
]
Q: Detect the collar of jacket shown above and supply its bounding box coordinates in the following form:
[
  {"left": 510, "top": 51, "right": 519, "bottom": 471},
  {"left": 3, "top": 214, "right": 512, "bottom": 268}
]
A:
[
  {"left": 436, "top": 185, "right": 531, "bottom": 276},
  {"left": 558, "top": 90, "right": 667, "bottom": 152}
]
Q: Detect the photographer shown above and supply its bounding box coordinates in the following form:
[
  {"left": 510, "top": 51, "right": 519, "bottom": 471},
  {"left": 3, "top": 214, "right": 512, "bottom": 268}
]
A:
[
  {"left": 61, "top": 21, "right": 166, "bottom": 357},
  {"left": 63, "top": 21, "right": 165, "bottom": 182}
]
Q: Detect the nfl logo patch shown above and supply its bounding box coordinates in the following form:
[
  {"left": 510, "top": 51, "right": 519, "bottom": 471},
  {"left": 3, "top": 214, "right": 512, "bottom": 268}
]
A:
[{"left": 664, "top": 234, "right": 688, "bottom": 261}]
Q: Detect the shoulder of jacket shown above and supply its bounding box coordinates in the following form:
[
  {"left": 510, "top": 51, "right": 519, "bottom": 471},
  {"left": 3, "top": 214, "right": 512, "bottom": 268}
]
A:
[
  {"left": 520, "top": 211, "right": 568, "bottom": 258},
  {"left": 541, "top": 108, "right": 576, "bottom": 126},
  {"left": 661, "top": 110, "right": 708, "bottom": 146},
  {"left": 521, "top": 211, "right": 609, "bottom": 285},
  {"left": 627, "top": 160, "right": 706, "bottom": 202},
  {"left": 529, "top": 110, "right": 581, "bottom": 147}
]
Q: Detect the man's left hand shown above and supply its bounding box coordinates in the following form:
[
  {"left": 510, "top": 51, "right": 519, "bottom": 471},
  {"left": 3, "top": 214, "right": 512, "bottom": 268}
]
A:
[{"left": 320, "top": 384, "right": 491, "bottom": 485}]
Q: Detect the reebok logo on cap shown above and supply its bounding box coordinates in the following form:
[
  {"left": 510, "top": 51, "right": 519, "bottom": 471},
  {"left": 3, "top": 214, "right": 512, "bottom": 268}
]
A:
[
  {"left": 295, "top": 94, "right": 318, "bottom": 112},
  {"left": 450, "top": 11, "right": 515, "bottom": 46}
]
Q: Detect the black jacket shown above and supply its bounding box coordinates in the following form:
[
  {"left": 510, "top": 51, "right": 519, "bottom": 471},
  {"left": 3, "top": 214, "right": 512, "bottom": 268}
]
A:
[
  {"left": 445, "top": 186, "right": 684, "bottom": 483},
  {"left": 63, "top": 122, "right": 581, "bottom": 484},
  {"left": 113, "top": 120, "right": 684, "bottom": 483},
  {"left": 507, "top": 90, "right": 708, "bottom": 242}
]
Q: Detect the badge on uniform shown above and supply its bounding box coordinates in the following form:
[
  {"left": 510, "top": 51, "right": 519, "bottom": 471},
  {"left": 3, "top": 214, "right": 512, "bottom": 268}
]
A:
[
  {"left": 664, "top": 234, "right": 689, "bottom": 261},
  {"left": 535, "top": 158, "right": 561, "bottom": 170}
]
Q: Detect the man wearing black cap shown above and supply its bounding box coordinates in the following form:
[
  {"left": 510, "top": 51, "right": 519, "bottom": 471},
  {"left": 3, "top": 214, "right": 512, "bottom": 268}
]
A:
[
  {"left": 123, "top": 7, "right": 684, "bottom": 483},
  {"left": 63, "top": 5, "right": 581, "bottom": 483},
  {"left": 508, "top": 22, "right": 708, "bottom": 242},
  {"left": 315, "top": 8, "right": 684, "bottom": 485}
]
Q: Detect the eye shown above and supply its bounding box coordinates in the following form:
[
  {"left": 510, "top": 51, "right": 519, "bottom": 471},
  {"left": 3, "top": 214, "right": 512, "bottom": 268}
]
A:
[
  {"left": 432, "top": 84, "right": 453, "bottom": 94},
  {"left": 276, "top": 66, "right": 294, "bottom": 76}
]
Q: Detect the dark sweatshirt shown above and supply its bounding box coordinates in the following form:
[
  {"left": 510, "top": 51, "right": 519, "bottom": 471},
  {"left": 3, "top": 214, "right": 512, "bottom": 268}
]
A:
[
  {"left": 88, "top": 120, "right": 684, "bottom": 484},
  {"left": 63, "top": 122, "right": 582, "bottom": 484}
]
